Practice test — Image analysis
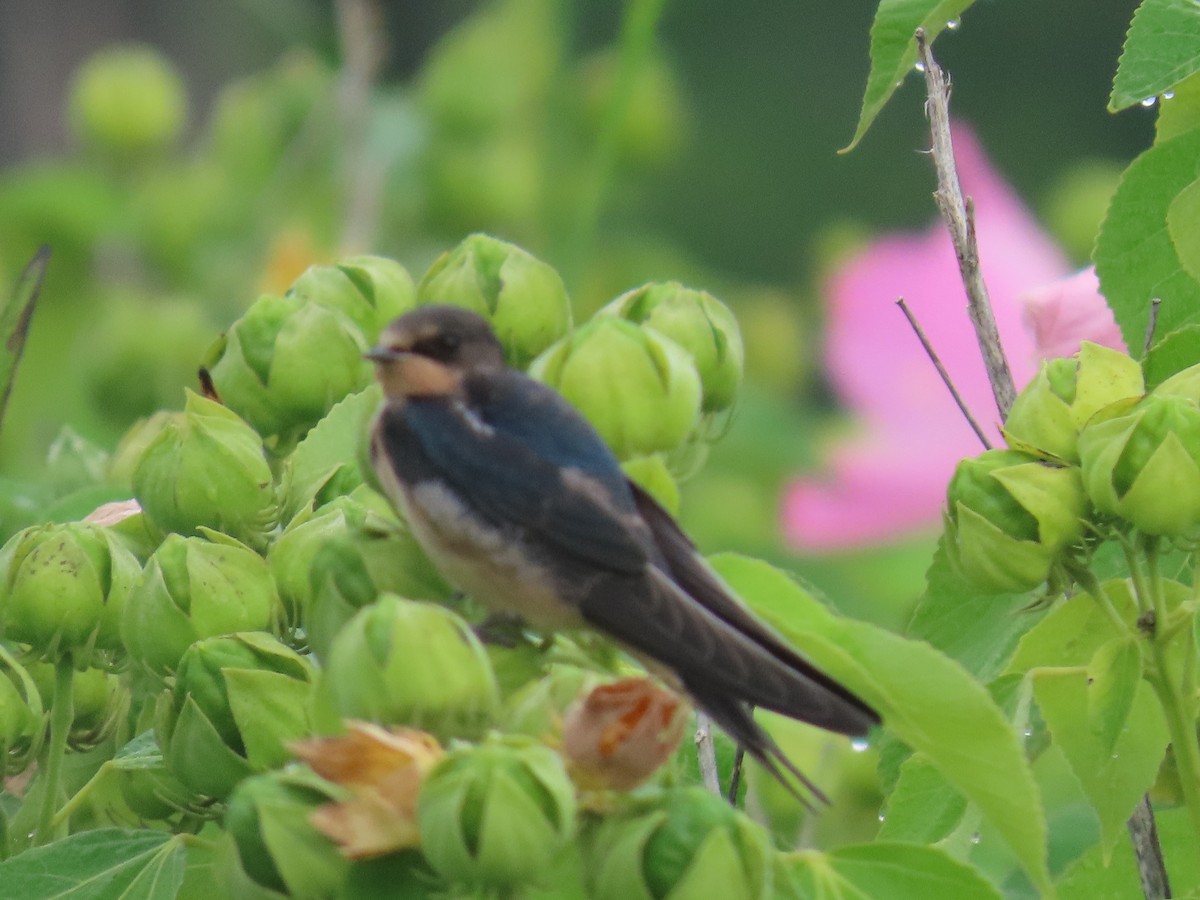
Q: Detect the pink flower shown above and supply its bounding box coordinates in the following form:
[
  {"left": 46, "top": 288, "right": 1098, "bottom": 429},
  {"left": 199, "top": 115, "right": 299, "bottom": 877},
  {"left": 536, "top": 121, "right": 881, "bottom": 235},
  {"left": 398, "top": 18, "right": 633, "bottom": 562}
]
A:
[{"left": 782, "top": 124, "right": 1123, "bottom": 552}]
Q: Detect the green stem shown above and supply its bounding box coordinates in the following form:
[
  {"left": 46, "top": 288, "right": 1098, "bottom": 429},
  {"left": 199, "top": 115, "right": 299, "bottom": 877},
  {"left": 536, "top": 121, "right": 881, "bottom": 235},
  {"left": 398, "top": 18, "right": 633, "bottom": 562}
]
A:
[
  {"left": 557, "top": 0, "right": 669, "bottom": 285},
  {"left": 1068, "top": 562, "right": 1131, "bottom": 636},
  {"left": 33, "top": 655, "right": 75, "bottom": 845},
  {"left": 49, "top": 762, "right": 110, "bottom": 832},
  {"left": 1141, "top": 539, "right": 1200, "bottom": 841}
]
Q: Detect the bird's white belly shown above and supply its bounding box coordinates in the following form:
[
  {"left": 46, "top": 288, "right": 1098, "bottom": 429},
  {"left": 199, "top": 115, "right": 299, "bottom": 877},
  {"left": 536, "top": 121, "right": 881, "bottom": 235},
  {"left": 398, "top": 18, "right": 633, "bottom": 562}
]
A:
[{"left": 392, "top": 479, "right": 584, "bottom": 631}]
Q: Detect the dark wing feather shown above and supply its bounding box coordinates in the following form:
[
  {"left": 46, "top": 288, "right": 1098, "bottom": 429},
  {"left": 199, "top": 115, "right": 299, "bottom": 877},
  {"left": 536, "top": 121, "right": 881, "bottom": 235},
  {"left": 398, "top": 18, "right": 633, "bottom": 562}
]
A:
[
  {"left": 628, "top": 481, "right": 879, "bottom": 734},
  {"left": 377, "top": 396, "right": 646, "bottom": 576},
  {"left": 579, "top": 565, "right": 877, "bottom": 736}
]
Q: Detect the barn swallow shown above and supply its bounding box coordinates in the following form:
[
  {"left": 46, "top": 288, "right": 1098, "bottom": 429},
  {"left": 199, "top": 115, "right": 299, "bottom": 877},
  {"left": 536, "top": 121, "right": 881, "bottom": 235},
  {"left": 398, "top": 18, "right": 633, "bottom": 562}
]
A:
[{"left": 367, "top": 305, "right": 879, "bottom": 800}]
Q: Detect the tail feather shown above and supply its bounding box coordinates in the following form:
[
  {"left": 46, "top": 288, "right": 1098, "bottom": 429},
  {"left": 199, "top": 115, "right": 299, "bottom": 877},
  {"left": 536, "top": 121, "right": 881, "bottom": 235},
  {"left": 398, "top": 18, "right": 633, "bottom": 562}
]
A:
[{"left": 692, "top": 685, "right": 827, "bottom": 810}]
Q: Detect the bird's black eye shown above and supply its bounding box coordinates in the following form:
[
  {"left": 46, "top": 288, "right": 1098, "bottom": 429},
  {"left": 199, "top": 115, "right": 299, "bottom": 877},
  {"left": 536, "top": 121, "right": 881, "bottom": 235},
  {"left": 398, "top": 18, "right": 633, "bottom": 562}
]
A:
[{"left": 413, "top": 331, "right": 462, "bottom": 361}]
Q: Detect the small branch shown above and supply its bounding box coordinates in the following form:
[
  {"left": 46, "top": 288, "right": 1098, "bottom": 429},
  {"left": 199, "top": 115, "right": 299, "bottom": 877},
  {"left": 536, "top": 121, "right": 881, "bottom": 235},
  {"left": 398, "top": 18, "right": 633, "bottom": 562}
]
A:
[
  {"left": 897, "top": 298, "right": 992, "bottom": 449},
  {"left": 1127, "top": 794, "right": 1171, "bottom": 900},
  {"left": 694, "top": 713, "right": 721, "bottom": 795},
  {"left": 914, "top": 29, "right": 1017, "bottom": 420},
  {"left": 1143, "top": 297, "right": 1162, "bottom": 356},
  {"left": 0, "top": 246, "right": 50, "bottom": 435},
  {"left": 335, "top": 0, "right": 386, "bottom": 253},
  {"left": 727, "top": 744, "right": 746, "bottom": 803}
]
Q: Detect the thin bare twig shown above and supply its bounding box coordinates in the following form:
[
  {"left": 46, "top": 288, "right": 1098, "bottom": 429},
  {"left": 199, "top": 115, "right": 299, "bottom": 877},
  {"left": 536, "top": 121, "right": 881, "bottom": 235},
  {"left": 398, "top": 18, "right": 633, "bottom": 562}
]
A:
[
  {"left": 1143, "top": 297, "right": 1162, "bottom": 356},
  {"left": 914, "top": 28, "right": 1017, "bottom": 420},
  {"left": 728, "top": 744, "right": 746, "bottom": 803},
  {"left": 897, "top": 297, "right": 992, "bottom": 450},
  {"left": 694, "top": 713, "right": 722, "bottom": 795},
  {"left": 335, "top": 0, "right": 386, "bottom": 253},
  {"left": 1127, "top": 794, "right": 1171, "bottom": 900}
]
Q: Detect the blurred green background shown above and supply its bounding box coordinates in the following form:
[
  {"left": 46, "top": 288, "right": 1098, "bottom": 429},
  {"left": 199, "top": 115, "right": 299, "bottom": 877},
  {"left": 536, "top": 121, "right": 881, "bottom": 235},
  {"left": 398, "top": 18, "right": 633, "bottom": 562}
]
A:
[{"left": 0, "top": 0, "right": 1149, "bottom": 627}]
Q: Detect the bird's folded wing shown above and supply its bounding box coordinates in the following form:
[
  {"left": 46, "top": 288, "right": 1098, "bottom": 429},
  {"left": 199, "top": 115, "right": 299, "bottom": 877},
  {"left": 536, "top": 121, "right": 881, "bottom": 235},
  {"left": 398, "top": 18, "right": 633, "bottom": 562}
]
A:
[
  {"left": 390, "top": 399, "right": 647, "bottom": 576},
  {"left": 625, "top": 481, "right": 879, "bottom": 732},
  {"left": 579, "top": 564, "right": 876, "bottom": 736}
]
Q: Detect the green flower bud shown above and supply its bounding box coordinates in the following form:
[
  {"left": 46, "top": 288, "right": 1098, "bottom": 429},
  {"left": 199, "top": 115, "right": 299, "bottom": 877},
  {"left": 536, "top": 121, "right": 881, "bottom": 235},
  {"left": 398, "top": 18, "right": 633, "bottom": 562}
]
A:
[
  {"left": 82, "top": 293, "right": 213, "bottom": 429},
  {"left": 269, "top": 490, "right": 449, "bottom": 653},
  {"left": 123, "top": 533, "right": 283, "bottom": 677},
  {"left": 599, "top": 283, "right": 743, "bottom": 413},
  {"left": 209, "top": 52, "right": 331, "bottom": 186},
  {"left": 423, "top": 136, "right": 541, "bottom": 236},
  {"left": 1154, "top": 360, "right": 1200, "bottom": 400},
  {"left": 585, "top": 787, "right": 773, "bottom": 900},
  {"left": 0, "top": 522, "right": 141, "bottom": 657},
  {"left": 419, "top": 0, "right": 559, "bottom": 139},
  {"left": 287, "top": 257, "right": 417, "bottom": 344},
  {"left": 115, "top": 754, "right": 195, "bottom": 822},
  {"left": 68, "top": 45, "right": 186, "bottom": 158},
  {"left": 225, "top": 769, "right": 347, "bottom": 897},
  {"left": 503, "top": 665, "right": 603, "bottom": 740},
  {"left": 162, "top": 632, "right": 314, "bottom": 798},
  {"left": 317, "top": 595, "right": 498, "bottom": 739},
  {"left": 1079, "top": 394, "right": 1200, "bottom": 536},
  {"left": 418, "top": 234, "right": 571, "bottom": 368},
  {"left": 1004, "top": 342, "right": 1144, "bottom": 462},
  {"left": 276, "top": 385, "right": 380, "bottom": 524},
  {"left": 945, "top": 450, "right": 1086, "bottom": 594},
  {"left": 205, "top": 293, "right": 373, "bottom": 447},
  {"left": 574, "top": 50, "right": 686, "bottom": 170},
  {"left": 417, "top": 735, "right": 576, "bottom": 886},
  {"left": 132, "top": 391, "right": 277, "bottom": 549},
  {"left": 530, "top": 318, "right": 702, "bottom": 459},
  {"left": 25, "top": 661, "right": 126, "bottom": 748}
]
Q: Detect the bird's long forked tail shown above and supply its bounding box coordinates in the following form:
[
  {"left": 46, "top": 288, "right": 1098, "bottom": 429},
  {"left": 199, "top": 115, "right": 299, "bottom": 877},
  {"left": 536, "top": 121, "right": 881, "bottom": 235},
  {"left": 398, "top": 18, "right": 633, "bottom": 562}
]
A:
[{"left": 694, "top": 686, "right": 831, "bottom": 811}]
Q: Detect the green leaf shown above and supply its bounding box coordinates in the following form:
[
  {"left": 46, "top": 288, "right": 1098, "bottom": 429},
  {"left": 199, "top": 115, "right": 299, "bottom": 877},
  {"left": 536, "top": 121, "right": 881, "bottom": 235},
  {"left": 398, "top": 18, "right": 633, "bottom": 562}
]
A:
[
  {"left": 878, "top": 753, "right": 966, "bottom": 843},
  {"left": 0, "top": 829, "right": 185, "bottom": 899},
  {"left": 0, "top": 247, "right": 49, "bottom": 431},
  {"left": 1157, "top": 71, "right": 1200, "bottom": 142},
  {"left": 845, "top": 0, "right": 976, "bottom": 151},
  {"left": 1169, "top": 176, "right": 1200, "bottom": 284},
  {"left": 112, "top": 731, "right": 165, "bottom": 770},
  {"left": 224, "top": 668, "right": 313, "bottom": 770},
  {"left": 709, "top": 554, "right": 1051, "bottom": 893},
  {"left": 1085, "top": 637, "right": 1142, "bottom": 755},
  {"left": 1111, "top": 0, "right": 1200, "bottom": 111},
  {"left": 1006, "top": 581, "right": 1137, "bottom": 675},
  {"left": 907, "top": 535, "right": 1045, "bottom": 682},
  {"left": 1144, "top": 323, "right": 1200, "bottom": 386},
  {"left": 1095, "top": 125, "right": 1200, "bottom": 355},
  {"left": 1057, "top": 806, "right": 1200, "bottom": 897},
  {"left": 1033, "top": 671, "right": 1169, "bottom": 861},
  {"left": 780, "top": 842, "right": 1001, "bottom": 899}
]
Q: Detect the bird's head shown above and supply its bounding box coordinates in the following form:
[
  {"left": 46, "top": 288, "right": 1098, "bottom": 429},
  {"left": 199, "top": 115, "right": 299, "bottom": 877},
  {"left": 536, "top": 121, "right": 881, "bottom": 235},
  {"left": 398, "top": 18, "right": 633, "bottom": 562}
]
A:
[{"left": 367, "top": 305, "right": 505, "bottom": 399}]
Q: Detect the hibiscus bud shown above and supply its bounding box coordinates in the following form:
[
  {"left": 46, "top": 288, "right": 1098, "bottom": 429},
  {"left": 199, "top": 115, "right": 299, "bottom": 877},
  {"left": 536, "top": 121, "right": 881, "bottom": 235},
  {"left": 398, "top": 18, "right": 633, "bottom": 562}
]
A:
[
  {"left": 0, "top": 522, "right": 141, "bottom": 658},
  {"left": 24, "top": 661, "right": 126, "bottom": 749},
  {"left": 204, "top": 293, "right": 372, "bottom": 448},
  {"left": 122, "top": 533, "right": 284, "bottom": 677},
  {"left": 585, "top": 787, "right": 773, "bottom": 900},
  {"left": 161, "top": 632, "right": 314, "bottom": 798},
  {"left": 945, "top": 449, "right": 1086, "bottom": 594},
  {"left": 68, "top": 45, "right": 186, "bottom": 158},
  {"left": 529, "top": 318, "right": 702, "bottom": 459},
  {"left": 293, "top": 722, "right": 444, "bottom": 859},
  {"left": 269, "top": 491, "right": 449, "bottom": 653},
  {"left": 598, "top": 282, "right": 743, "bottom": 413},
  {"left": 417, "top": 735, "right": 577, "bottom": 886},
  {"left": 132, "top": 391, "right": 277, "bottom": 550},
  {"left": 621, "top": 456, "right": 681, "bottom": 515},
  {"left": 317, "top": 595, "right": 498, "bottom": 739},
  {"left": 1079, "top": 394, "right": 1200, "bottom": 536},
  {"left": 287, "top": 257, "right": 417, "bottom": 344},
  {"left": 503, "top": 665, "right": 604, "bottom": 740},
  {"left": 563, "top": 677, "right": 689, "bottom": 791},
  {"left": 1004, "top": 342, "right": 1144, "bottom": 462},
  {"left": 418, "top": 234, "right": 571, "bottom": 368},
  {"left": 225, "top": 769, "right": 348, "bottom": 897}
]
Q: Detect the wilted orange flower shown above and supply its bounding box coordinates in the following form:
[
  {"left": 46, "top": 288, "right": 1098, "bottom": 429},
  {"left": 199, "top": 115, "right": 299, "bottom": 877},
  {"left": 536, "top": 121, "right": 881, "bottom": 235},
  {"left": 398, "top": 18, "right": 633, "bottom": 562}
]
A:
[
  {"left": 84, "top": 499, "right": 142, "bottom": 526},
  {"left": 562, "top": 676, "right": 689, "bottom": 791},
  {"left": 291, "top": 721, "right": 442, "bottom": 859}
]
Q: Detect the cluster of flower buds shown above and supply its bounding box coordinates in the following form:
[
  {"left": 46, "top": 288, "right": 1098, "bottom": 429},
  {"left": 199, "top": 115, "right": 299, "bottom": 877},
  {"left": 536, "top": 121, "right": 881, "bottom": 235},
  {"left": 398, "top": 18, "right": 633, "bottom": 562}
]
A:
[
  {"left": 0, "top": 237, "right": 769, "bottom": 895},
  {"left": 946, "top": 342, "right": 1200, "bottom": 593}
]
